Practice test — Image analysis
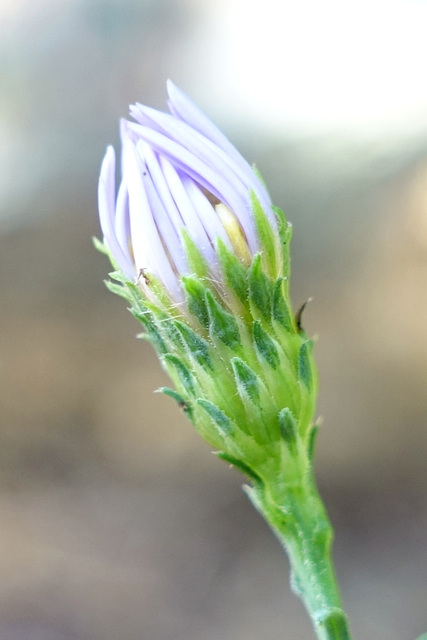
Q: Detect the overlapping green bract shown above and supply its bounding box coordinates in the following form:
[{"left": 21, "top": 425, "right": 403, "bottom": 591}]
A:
[{"left": 97, "top": 199, "right": 318, "bottom": 488}]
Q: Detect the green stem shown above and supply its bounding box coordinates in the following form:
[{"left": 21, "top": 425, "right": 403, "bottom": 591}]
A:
[{"left": 251, "top": 470, "right": 352, "bottom": 640}]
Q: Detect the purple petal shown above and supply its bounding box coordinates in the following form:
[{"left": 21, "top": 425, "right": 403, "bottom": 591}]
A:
[
  {"left": 180, "top": 176, "right": 232, "bottom": 248},
  {"left": 166, "top": 82, "right": 273, "bottom": 213},
  {"left": 98, "top": 146, "right": 135, "bottom": 278},
  {"left": 99, "top": 83, "right": 277, "bottom": 299},
  {"left": 130, "top": 102, "right": 273, "bottom": 222},
  {"left": 159, "top": 155, "right": 217, "bottom": 266},
  {"left": 140, "top": 142, "right": 187, "bottom": 240},
  {"left": 135, "top": 145, "right": 188, "bottom": 276},
  {"left": 114, "top": 181, "right": 131, "bottom": 258},
  {"left": 126, "top": 122, "right": 258, "bottom": 251},
  {"left": 166, "top": 80, "right": 248, "bottom": 167},
  {"left": 123, "top": 138, "right": 182, "bottom": 300},
  {"left": 141, "top": 141, "right": 233, "bottom": 269}
]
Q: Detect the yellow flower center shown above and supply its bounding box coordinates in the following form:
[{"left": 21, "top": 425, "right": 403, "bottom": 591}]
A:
[{"left": 215, "top": 203, "right": 252, "bottom": 266}]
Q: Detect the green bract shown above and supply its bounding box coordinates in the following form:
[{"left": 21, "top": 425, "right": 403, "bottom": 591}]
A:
[{"left": 96, "top": 197, "right": 318, "bottom": 491}]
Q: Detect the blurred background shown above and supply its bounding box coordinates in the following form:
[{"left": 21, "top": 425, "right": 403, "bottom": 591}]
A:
[{"left": 1, "top": 0, "right": 427, "bottom": 638}]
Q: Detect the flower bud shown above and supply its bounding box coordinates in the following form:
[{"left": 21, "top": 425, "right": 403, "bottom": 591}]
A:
[{"left": 97, "top": 82, "right": 318, "bottom": 486}]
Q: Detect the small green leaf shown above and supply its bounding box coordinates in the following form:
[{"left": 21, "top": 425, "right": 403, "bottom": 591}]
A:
[
  {"left": 251, "top": 165, "right": 267, "bottom": 187},
  {"left": 273, "top": 206, "right": 291, "bottom": 242},
  {"left": 196, "top": 399, "right": 233, "bottom": 436},
  {"left": 108, "top": 275, "right": 154, "bottom": 317},
  {"left": 104, "top": 279, "right": 133, "bottom": 302},
  {"left": 216, "top": 238, "right": 248, "bottom": 303},
  {"left": 307, "top": 423, "right": 319, "bottom": 461},
  {"left": 93, "top": 236, "right": 109, "bottom": 255},
  {"left": 216, "top": 451, "right": 261, "bottom": 483},
  {"left": 155, "top": 314, "right": 183, "bottom": 346},
  {"left": 181, "top": 276, "right": 209, "bottom": 328},
  {"left": 248, "top": 253, "right": 272, "bottom": 320},
  {"left": 130, "top": 308, "right": 153, "bottom": 328},
  {"left": 251, "top": 191, "right": 277, "bottom": 278},
  {"left": 272, "top": 207, "right": 292, "bottom": 278},
  {"left": 272, "top": 205, "right": 287, "bottom": 230},
  {"left": 138, "top": 331, "right": 168, "bottom": 354},
  {"left": 133, "top": 311, "right": 168, "bottom": 353},
  {"left": 231, "top": 357, "right": 261, "bottom": 405},
  {"left": 205, "top": 290, "right": 241, "bottom": 349},
  {"left": 175, "top": 321, "right": 212, "bottom": 370},
  {"left": 109, "top": 269, "right": 132, "bottom": 285},
  {"left": 158, "top": 387, "right": 192, "bottom": 414},
  {"left": 163, "top": 354, "right": 196, "bottom": 396},
  {"left": 298, "top": 341, "right": 313, "bottom": 390},
  {"left": 253, "top": 320, "right": 280, "bottom": 369},
  {"left": 272, "top": 278, "right": 293, "bottom": 331},
  {"left": 278, "top": 407, "right": 297, "bottom": 446},
  {"left": 182, "top": 230, "right": 209, "bottom": 279},
  {"left": 147, "top": 277, "right": 175, "bottom": 310}
]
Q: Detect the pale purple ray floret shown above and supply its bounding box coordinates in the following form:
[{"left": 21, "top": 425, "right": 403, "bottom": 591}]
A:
[{"left": 98, "top": 81, "right": 275, "bottom": 302}]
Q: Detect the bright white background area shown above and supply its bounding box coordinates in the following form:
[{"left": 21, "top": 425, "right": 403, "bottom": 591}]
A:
[{"left": 180, "top": 0, "right": 427, "bottom": 135}]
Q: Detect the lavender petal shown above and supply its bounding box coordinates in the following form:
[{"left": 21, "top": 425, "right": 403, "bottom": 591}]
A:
[
  {"left": 98, "top": 146, "right": 135, "bottom": 277},
  {"left": 126, "top": 122, "right": 258, "bottom": 251},
  {"left": 130, "top": 103, "right": 273, "bottom": 222},
  {"left": 166, "top": 80, "right": 248, "bottom": 168},
  {"left": 180, "top": 176, "right": 231, "bottom": 249},
  {"left": 123, "top": 138, "right": 182, "bottom": 300},
  {"left": 159, "top": 155, "right": 217, "bottom": 267},
  {"left": 136, "top": 145, "right": 188, "bottom": 277}
]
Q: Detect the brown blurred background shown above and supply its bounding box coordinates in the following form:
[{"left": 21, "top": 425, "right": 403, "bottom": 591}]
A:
[{"left": 1, "top": 1, "right": 427, "bottom": 638}]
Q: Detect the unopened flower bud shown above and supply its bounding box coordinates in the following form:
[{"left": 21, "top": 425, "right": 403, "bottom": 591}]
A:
[{"left": 97, "top": 82, "right": 318, "bottom": 486}]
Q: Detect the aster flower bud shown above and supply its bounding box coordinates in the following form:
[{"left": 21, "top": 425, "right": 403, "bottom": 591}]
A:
[
  {"left": 97, "top": 81, "right": 317, "bottom": 485},
  {"left": 99, "top": 81, "right": 273, "bottom": 298},
  {"left": 97, "top": 83, "right": 352, "bottom": 640}
]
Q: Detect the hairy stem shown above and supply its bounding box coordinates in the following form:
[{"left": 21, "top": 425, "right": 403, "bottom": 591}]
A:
[{"left": 249, "top": 468, "right": 352, "bottom": 640}]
